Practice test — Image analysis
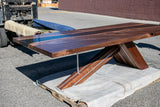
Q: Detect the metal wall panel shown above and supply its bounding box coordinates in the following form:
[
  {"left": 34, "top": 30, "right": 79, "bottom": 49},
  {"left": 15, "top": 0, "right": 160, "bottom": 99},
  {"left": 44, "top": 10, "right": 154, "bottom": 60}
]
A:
[{"left": 59, "top": 0, "right": 160, "bottom": 22}]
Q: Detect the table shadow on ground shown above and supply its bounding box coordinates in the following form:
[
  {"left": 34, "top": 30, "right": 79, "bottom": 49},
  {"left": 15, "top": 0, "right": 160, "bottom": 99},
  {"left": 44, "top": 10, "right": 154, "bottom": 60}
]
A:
[
  {"left": 135, "top": 43, "right": 160, "bottom": 52},
  {"left": 14, "top": 45, "right": 38, "bottom": 56},
  {"left": 16, "top": 49, "right": 116, "bottom": 82}
]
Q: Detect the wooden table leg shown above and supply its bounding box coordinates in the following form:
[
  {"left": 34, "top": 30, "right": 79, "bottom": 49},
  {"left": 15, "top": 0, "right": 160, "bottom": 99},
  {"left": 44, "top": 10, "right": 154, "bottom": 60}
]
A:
[
  {"left": 57, "top": 42, "right": 148, "bottom": 90},
  {"left": 57, "top": 46, "right": 119, "bottom": 90},
  {"left": 114, "top": 41, "right": 148, "bottom": 70}
]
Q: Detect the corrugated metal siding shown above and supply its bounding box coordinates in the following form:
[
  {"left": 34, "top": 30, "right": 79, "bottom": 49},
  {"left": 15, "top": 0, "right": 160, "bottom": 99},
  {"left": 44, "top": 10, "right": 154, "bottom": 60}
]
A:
[{"left": 59, "top": 0, "right": 160, "bottom": 22}]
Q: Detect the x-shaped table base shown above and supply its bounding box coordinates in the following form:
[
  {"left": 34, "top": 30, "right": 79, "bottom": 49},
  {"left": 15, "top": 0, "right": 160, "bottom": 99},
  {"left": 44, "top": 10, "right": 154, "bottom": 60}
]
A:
[{"left": 57, "top": 42, "right": 148, "bottom": 90}]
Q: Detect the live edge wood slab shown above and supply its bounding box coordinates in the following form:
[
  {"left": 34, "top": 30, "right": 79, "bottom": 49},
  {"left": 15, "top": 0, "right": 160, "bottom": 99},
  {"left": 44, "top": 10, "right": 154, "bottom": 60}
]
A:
[{"left": 14, "top": 23, "right": 160, "bottom": 90}]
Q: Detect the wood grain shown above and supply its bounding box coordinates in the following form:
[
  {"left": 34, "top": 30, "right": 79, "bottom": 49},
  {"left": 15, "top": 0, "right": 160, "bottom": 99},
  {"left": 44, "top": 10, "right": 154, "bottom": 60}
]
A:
[
  {"left": 57, "top": 46, "right": 119, "bottom": 89},
  {"left": 114, "top": 42, "right": 148, "bottom": 70},
  {"left": 13, "top": 23, "right": 160, "bottom": 58},
  {"left": 14, "top": 23, "right": 156, "bottom": 43},
  {"left": 14, "top": 23, "right": 144, "bottom": 41}
]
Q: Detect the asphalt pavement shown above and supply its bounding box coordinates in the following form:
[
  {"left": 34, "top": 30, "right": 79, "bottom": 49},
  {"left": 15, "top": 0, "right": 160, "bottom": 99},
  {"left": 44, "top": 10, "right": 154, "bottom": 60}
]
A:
[{"left": 0, "top": 7, "right": 160, "bottom": 107}]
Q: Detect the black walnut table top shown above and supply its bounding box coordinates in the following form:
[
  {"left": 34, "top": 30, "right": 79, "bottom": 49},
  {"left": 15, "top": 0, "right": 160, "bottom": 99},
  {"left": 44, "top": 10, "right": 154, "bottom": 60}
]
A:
[{"left": 13, "top": 23, "right": 160, "bottom": 58}]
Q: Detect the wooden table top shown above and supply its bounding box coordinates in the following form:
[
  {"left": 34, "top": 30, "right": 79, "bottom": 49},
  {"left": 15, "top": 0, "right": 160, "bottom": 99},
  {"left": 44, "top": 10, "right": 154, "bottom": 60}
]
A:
[{"left": 14, "top": 23, "right": 160, "bottom": 58}]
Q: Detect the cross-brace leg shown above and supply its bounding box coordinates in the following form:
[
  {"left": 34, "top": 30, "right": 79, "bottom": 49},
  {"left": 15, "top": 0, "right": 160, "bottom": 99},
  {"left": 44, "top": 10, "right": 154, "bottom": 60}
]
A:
[
  {"left": 114, "top": 42, "right": 148, "bottom": 70},
  {"left": 57, "top": 42, "right": 148, "bottom": 90},
  {"left": 57, "top": 46, "right": 119, "bottom": 89}
]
